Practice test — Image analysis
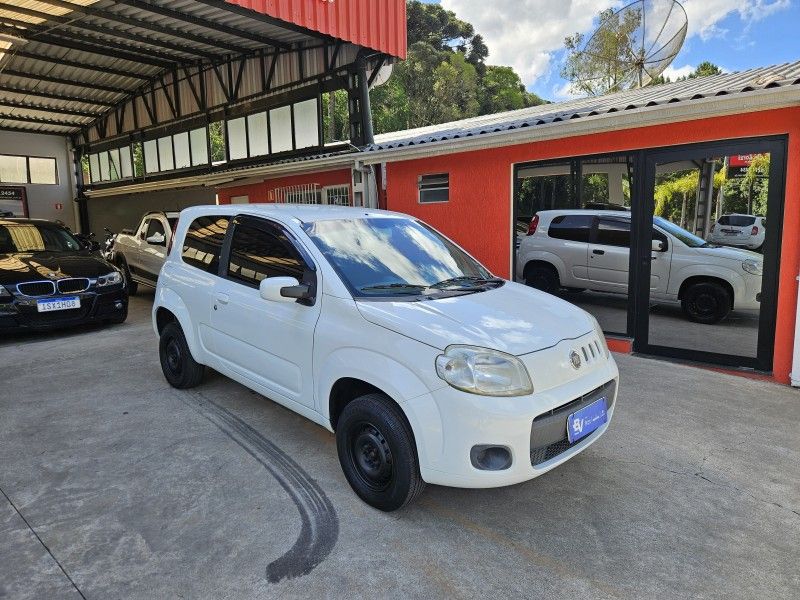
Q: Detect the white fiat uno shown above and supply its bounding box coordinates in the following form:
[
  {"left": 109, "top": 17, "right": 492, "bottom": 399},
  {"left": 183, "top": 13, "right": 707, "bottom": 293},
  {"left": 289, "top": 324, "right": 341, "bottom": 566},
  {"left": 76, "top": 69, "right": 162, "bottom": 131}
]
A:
[{"left": 153, "top": 205, "right": 619, "bottom": 511}]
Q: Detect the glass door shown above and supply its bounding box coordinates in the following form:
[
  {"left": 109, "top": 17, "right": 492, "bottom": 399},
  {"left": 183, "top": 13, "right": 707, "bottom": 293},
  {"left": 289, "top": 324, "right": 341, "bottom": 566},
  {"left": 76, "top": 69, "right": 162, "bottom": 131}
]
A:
[{"left": 635, "top": 138, "right": 787, "bottom": 371}]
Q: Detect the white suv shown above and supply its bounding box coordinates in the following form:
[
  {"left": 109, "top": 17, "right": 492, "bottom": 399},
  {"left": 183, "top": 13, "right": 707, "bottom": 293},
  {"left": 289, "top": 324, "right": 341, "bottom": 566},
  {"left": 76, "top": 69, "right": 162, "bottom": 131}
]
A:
[
  {"left": 708, "top": 214, "right": 766, "bottom": 250},
  {"left": 517, "top": 210, "right": 763, "bottom": 324},
  {"left": 153, "top": 205, "right": 619, "bottom": 511}
]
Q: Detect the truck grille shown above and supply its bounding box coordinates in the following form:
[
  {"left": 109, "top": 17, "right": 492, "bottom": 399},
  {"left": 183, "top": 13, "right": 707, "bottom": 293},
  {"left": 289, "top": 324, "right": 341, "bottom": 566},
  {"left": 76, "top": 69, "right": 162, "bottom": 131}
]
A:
[
  {"left": 57, "top": 278, "right": 90, "bottom": 294},
  {"left": 16, "top": 281, "right": 56, "bottom": 297}
]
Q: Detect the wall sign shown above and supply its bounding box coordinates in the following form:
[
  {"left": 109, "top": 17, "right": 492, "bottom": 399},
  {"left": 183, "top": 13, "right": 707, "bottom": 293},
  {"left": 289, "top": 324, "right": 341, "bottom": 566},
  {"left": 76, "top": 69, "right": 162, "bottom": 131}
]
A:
[{"left": 0, "top": 186, "right": 27, "bottom": 217}]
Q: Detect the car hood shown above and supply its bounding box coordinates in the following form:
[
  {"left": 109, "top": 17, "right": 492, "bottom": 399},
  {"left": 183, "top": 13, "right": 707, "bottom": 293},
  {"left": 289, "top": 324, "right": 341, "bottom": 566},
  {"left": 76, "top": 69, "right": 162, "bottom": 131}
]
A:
[
  {"left": 356, "top": 281, "right": 595, "bottom": 355},
  {"left": 694, "top": 245, "right": 762, "bottom": 261},
  {"left": 0, "top": 251, "right": 114, "bottom": 285}
]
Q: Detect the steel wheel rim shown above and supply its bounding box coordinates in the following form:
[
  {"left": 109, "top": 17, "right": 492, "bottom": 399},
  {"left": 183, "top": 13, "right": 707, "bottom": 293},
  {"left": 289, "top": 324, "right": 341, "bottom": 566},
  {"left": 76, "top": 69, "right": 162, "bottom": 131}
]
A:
[
  {"left": 347, "top": 421, "right": 393, "bottom": 492},
  {"left": 165, "top": 337, "right": 183, "bottom": 375}
]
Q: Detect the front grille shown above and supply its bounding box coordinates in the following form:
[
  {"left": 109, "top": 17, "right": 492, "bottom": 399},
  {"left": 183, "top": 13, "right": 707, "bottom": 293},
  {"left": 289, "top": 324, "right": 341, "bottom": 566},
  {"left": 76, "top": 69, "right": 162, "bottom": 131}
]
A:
[
  {"left": 57, "top": 278, "right": 90, "bottom": 294},
  {"left": 576, "top": 339, "right": 604, "bottom": 367},
  {"left": 16, "top": 281, "right": 56, "bottom": 297},
  {"left": 530, "top": 380, "right": 616, "bottom": 467}
]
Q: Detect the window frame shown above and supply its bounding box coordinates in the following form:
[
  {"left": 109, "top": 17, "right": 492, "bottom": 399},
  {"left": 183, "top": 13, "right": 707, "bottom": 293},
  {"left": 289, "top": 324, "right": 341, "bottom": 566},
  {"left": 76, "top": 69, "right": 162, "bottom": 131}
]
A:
[
  {"left": 418, "top": 173, "right": 450, "bottom": 204},
  {"left": 0, "top": 154, "right": 58, "bottom": 185}
]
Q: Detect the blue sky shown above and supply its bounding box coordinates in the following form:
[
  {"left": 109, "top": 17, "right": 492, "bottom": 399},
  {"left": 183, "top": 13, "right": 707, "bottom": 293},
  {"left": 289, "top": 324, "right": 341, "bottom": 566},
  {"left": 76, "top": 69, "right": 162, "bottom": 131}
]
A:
[{"left": 421, "top": 0, "right": 800, "bottom": 100}]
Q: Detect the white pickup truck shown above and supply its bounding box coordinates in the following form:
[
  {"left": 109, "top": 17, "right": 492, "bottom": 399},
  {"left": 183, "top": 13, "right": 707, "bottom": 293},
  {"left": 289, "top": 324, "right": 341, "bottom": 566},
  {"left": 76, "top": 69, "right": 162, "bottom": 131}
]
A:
[{"left": 110, "top": 211, "right": 179, "bottom": 294}]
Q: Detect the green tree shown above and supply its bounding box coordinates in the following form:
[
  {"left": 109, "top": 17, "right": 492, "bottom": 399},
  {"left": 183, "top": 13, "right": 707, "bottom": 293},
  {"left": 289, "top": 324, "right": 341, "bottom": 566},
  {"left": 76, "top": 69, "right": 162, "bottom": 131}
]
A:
[{"left": 561, "top": 7, "right": 643, "bottom": 96}]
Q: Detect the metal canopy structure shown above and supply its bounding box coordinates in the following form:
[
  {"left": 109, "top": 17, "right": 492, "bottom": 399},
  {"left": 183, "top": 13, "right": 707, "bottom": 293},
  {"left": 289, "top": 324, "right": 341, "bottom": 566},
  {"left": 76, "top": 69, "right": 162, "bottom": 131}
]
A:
[{"left": 0, "top": 0, "right": 388, "bottom": 145}]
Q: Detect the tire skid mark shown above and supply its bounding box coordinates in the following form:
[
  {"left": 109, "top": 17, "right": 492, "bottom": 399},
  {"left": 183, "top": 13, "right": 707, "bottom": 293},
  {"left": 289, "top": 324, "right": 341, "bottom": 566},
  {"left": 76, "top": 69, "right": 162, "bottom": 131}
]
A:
[{"left": 178, "top": 390, "right": 339, "bottom": 583}]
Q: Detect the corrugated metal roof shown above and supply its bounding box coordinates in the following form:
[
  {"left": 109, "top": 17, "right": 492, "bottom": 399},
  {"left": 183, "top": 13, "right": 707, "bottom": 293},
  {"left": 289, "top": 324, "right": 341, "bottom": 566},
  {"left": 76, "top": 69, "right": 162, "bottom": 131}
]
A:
[
  {"left": 0, "top": 0, "right": 350, "bottom": 136},
  {"left": 369, "top": 61, "right": 800, "bottom": 151}
]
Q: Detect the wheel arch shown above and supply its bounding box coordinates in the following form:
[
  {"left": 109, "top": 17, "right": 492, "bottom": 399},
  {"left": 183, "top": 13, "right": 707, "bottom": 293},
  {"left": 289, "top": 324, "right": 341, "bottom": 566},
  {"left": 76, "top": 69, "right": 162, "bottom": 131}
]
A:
[
  {"left": 678, "top": 275, "right": 735, "bottom": 307},
  {"left": 152, "top": 288, "right": 203, "bottom": 360}
]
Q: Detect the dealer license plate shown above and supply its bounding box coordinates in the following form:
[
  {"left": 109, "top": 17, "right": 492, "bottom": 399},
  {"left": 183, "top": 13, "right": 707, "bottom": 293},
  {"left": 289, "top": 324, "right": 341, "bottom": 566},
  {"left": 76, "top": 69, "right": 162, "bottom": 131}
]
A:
[
  {"left": 567, "top": 397, "right": 608, "bottom": 443},
  {"left": 37, "top": 297, "right": 80, "bottom": 312}
]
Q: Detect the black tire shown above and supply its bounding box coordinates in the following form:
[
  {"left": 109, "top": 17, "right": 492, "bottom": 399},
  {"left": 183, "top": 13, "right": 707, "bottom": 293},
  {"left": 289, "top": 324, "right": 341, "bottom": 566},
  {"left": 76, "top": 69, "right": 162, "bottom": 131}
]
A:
[
  {"left": 524, "top": 264, "right": 560, "bottom": 294},
  {"left": 159, "top": 321, "right": 204, "bottom": 389},
  {"left": 681, "top": 282, "right": 731, "bottom": 324},
  {"left": 106, "top": 302, "right": 128, "bottom": 325},
  {"left": 336, "top": 393, "right": 425, "bottom": 512},
  {"left": 117, "top": 256, "right": 138, "bottom": 296}
]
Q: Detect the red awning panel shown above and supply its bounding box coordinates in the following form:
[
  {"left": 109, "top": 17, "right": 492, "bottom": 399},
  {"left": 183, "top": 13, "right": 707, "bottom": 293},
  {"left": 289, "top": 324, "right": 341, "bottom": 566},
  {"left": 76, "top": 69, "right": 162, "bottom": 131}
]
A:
[{"left": 227, "top": 0, "right": 407, "bottom": 58}]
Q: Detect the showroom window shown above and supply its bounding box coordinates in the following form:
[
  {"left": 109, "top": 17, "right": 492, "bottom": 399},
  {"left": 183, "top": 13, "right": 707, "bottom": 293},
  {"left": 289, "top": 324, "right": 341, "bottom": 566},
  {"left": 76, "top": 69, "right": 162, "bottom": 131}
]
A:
[
  {"left": 418, "top": 174, "right": 449, "bottom": 203},
  {"left": 226, "top": 221, "right": 304, "bottom": 287},
  {"left": 181, "top": 216, "right": 230, "bottom": 274},
  {"left": 0, "top": 154, "right": 57, "bottom": 185}
]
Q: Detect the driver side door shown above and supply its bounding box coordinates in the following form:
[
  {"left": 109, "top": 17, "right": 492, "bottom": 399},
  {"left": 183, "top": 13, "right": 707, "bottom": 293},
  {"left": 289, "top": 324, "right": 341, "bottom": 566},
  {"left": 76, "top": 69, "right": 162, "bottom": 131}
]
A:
[
  {"left": 138, "top": 217, "right": 168, "bottom": 283},
  {"left": 207, "top": 215, "right": 321, "bottom": 411}
]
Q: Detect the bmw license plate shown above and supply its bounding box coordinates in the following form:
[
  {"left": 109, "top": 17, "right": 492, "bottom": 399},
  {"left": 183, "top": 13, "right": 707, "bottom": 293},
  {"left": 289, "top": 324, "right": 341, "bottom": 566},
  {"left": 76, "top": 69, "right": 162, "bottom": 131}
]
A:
[
  {"left": 37, "top": 297, "right": 80, "bottom": 312},
  {"left": 567, "top": 397, "right": 608, "bottom": 443}
]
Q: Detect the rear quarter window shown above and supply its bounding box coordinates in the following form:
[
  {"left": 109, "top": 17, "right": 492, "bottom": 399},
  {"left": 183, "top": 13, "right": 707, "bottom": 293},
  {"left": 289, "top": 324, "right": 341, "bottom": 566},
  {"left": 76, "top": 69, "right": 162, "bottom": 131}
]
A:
[
  {"left": 181, "top": 216, "right": 230, "bottom": 274},
  {"left": 547, "top": 214, "right": 593, "bottom": 242}
]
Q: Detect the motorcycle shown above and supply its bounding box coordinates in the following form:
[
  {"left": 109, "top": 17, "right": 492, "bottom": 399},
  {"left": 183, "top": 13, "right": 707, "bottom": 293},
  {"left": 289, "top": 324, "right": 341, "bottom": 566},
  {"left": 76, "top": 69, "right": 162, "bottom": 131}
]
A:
[{"left": 102, "top": 227, "right": 117, "bottom": 261}]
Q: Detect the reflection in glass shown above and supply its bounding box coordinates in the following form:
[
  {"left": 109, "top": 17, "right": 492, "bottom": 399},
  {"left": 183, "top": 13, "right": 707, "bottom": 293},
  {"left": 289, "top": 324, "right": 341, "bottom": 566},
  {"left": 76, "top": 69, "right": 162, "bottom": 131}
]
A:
[
  {"left": 648, "top": 155, "right": 769, "bottom": 358},
  {"left": 515, "top": 154, "right": 635, "bottom": 334}
]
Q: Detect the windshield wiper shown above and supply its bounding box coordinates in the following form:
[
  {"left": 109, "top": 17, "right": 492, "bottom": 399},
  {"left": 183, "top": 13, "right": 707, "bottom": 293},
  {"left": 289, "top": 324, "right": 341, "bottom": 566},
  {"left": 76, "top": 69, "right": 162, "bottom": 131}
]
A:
[
  {"left": 360, "top": 283, "right": 429, "bottom": 294},
  {"left": 431, "top": 276, "right": 504, "bottom": 289}
]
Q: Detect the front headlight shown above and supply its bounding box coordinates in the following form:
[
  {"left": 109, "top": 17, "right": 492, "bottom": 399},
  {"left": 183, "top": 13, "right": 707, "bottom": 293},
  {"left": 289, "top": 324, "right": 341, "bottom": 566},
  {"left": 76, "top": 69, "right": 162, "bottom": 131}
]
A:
[
  {"left": 590, "top": 316, "right": 610, "bottom": 358},
  {"left": 97, "top": 271, "right": 123, "bottom": 287},
  {"left": 435, "top": 345, "right": 533, "bottom": 396},
  {"left": 742, "top": 259, "right": 763, "bottom": 276}
]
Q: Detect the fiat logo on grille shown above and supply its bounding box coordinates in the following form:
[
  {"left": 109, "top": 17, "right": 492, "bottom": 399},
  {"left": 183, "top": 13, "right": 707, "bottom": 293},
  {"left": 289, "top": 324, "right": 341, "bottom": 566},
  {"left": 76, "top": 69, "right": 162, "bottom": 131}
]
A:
[{"left": 569, "top": 350, "right": 582, "bottom": 370}]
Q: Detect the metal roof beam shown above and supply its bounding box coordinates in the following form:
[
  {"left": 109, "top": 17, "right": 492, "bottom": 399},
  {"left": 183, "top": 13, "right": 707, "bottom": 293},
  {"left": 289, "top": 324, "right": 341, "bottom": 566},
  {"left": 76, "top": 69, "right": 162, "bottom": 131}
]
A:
[
  {"left": 0, "top": 13, "right": 219, "bottom": 61},
  {"left": 115, "top": 0, "right": 293, "bottom": 50},
  {"left": 9, "top": 50, "right": 151, "bottom": 80},
  {"left": 0, "top": 25, "right": 180, "bottom": 69},
  {"left": 0, "top": 99, "right": 100, "bottom": 118},
  {"left": 30, "top": 0, "right": 252, "bottom": 55},
  {"left": 0, "top": 113, "right": 83, "bottom": 128},
  {"left": 0, "top": 69, "right": 130, "bottom": 95},
  {"left": 0, "top": 83, "right": 117, "bottom": 108}
]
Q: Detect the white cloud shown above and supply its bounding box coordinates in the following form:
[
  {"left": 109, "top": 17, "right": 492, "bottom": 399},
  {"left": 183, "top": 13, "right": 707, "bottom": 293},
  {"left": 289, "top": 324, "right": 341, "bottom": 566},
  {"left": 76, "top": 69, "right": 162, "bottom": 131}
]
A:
[
  {"left": 440, "top": 0, "right": 791, "bottom": 88},
  {"left": 662, "top": 64, "right": 695, "bottom": 80}
]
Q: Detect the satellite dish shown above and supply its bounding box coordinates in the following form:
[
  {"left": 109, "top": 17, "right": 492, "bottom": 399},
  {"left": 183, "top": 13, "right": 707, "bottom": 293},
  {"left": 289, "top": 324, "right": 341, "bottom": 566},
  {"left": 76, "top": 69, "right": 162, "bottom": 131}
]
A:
[
  {"left": 577, "top": 0, "right": 688, "bottom": 90},
  {"left": 369, "top": 62, "right": 393, "bottom": 88}
]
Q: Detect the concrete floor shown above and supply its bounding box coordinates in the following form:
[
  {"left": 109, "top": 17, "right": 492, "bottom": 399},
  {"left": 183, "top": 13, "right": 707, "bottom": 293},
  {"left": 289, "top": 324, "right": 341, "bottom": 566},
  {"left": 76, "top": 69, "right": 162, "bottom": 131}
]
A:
[{"left": 1, "top": 291, "right": 798, "bottom": 600}]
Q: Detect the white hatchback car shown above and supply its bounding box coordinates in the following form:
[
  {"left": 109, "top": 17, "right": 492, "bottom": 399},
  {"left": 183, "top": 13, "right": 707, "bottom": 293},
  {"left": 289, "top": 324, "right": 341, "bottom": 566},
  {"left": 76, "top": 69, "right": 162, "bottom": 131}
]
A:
[
  {"left": 153, "top": 205, "right": 618, "bottom": 511},
  {"left": 517, "top": 210, "right": 763, "bottom": 324},
  {"left": 708, "top": 214, "right": 766, "bottom": 250}
]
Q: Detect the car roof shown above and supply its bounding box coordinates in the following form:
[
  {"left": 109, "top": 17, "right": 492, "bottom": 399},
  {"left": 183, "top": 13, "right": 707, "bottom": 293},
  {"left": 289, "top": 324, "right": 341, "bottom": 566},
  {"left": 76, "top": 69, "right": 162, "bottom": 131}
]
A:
[
  {"left": 535, "top": 209, "right": 632, "bottom": 219},
  {"left": 178, "top": 203, "right": 410, "bottom": 224}
]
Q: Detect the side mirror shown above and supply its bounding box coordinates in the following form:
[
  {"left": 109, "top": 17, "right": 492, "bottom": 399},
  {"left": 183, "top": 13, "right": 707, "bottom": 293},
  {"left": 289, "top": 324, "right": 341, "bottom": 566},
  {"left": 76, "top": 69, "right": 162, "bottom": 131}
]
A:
[
  {"left": 259, "top": 277, "right": 312, "bottom": 303},
  {"left": 652, "top": 239, "right": 666, "bottom": 252},
  {"left": 146, "top": 232, "right": 166, "bottom": 246}
]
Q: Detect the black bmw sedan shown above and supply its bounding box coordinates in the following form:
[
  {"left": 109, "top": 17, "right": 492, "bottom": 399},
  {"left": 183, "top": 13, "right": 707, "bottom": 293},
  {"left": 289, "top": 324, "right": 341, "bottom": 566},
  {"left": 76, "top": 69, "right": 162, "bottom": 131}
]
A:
[{"left": 0, "top": 218, "right": 128, "bottom": 331}]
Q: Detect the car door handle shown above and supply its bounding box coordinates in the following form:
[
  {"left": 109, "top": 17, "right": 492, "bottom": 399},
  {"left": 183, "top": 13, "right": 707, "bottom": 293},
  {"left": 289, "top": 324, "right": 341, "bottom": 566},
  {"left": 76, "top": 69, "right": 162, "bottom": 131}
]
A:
[
  {"left": 592, "top": 249, "right": 605, "bottom": 256},
  {"left": 215, "top": 293, "right": 230, "bottom": 305}
]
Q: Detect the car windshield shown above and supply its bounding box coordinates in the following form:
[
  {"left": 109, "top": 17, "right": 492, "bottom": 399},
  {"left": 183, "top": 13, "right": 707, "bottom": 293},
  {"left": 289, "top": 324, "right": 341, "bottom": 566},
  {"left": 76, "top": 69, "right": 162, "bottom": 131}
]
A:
[
  {"left": 0, "top": 222, "right": 83, "bottom": 253},
  {"left": 302, "top": 217, "right": 498, "bottom": 298},
  {"left": 653, "top": 217, "right": 709, "bottom": 248}
]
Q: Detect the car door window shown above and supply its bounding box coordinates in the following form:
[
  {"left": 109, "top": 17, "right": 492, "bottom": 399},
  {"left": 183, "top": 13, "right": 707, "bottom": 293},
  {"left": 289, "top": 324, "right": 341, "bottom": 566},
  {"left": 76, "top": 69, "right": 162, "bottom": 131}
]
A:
[
  {"left": 548, "top": 215, "right": 593, "bottom": 242},
  {"left": 146, "top": 218, "right": 166, "bottom": 241},
  {"left": 595, "top": 218, "right": 631, "bottom": 248},
  {"left": 226, "top": 221, "right": 305, "bottom": 288}
]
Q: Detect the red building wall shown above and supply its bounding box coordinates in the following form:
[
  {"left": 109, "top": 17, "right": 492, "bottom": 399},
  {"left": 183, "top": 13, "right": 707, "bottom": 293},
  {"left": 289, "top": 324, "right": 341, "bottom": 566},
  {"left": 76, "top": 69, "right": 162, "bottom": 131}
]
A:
[
  {"left": 227, "top": 0, "right": 407, "bottom": 58},
  {"left": 385, "top": 107, "right": 800, "bottom": 384},
  {"left": 217, "top": 169, "right": 352, "bottom": 204}
]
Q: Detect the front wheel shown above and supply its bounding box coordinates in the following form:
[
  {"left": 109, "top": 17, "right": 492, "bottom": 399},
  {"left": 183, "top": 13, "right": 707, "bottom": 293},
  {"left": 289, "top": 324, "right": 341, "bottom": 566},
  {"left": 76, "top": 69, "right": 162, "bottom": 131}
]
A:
[
  {"left": 336, "top": 394, "right": 425, "bottom": 512},
  {"left": 681, "top": 282, "right": 731, "bottom": 324},
  {"left": 159, "top": 322, "right": 204, "bottom": 388}
]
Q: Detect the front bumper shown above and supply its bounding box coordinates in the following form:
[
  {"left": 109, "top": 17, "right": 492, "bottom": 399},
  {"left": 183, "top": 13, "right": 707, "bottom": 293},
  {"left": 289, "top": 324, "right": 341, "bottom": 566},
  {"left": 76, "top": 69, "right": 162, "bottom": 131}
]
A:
[
  {"left": 406, "top": 335, "right": 619, "bottom": 489},
  {"left": 0, "top": 286, "right": 128, "bottom": 331}
]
